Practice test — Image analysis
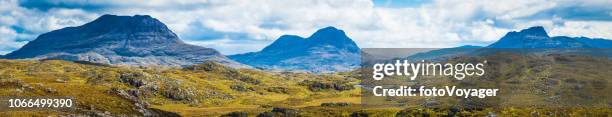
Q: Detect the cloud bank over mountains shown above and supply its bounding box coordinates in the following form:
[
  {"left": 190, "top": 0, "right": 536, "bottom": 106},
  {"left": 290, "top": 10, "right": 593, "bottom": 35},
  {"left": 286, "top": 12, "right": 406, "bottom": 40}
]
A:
[{"left": 1, "top": 0, "right": 611, "bottom": 54}]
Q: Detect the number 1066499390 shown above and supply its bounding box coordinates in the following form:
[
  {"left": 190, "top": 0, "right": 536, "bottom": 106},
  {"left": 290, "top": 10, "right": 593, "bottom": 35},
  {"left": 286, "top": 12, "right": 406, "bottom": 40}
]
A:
[{"left": 0, "top": 97, "right": 75, "bottom": 111}]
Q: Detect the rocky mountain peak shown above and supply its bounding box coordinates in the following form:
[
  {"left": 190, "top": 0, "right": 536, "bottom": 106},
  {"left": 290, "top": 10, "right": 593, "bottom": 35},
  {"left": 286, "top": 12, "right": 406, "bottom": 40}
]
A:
[
  {"left": 498, "top": 26, "right": 550, "bottom": 42},
  {"left": 92, "top": 14, "right": 161, "bottom": 26},
  {"left": 308, "top": 26, "right": 353, "bottom": 44},
  {"left": 517, "top": 26, "right": 549, "bottom": 38},
  {"left": 305, "top": 26, "right": 360, "bottom": 54},
  {"left": 80, "top": 14, "right": 174, "bottom": 36},
  {"left": 309, "top": 26, "right": 344, "bottom": 38}
]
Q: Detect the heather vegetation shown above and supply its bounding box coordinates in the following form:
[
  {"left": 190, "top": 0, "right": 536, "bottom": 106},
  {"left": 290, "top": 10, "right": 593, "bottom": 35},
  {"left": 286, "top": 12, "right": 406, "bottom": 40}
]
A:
[
  {"left": 0, "top": 59, "right": 361, "bottom": 116},
  {"left": 1, "top": 53, "right": 611, "bottom": 117}
]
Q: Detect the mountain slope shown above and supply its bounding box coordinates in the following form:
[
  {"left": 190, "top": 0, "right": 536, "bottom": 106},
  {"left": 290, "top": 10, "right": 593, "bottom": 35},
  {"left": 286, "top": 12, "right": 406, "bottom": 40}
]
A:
[
  {"left": 3, "top": 14, "right": 242, "bottom": 67},
  {"left": 573, "top": 37, "right": 612, "bottom": 48},
  {"left": 230, "top": 27, "right": 360, "bottom": 72}
]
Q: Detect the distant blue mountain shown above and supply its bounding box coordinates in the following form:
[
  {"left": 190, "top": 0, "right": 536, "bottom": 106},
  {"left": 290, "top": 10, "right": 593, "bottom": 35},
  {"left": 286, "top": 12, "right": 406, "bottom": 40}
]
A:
[
  {"left": 229, "top": 27, "right": 360, "bottom": 72},
  {"left": 487, "top": 26, "right": 610, "bottom": 48},
  {"left": 407, "top": 26, "right": 612, "bottom": 60}
]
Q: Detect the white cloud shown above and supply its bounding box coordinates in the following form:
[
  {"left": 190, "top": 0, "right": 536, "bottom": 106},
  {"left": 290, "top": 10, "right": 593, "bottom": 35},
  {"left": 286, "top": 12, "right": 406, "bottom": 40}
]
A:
[
  {"left": 0, "top": 26, "right": 26, "bottom": 54},
  {"left": 549, "top": 21, "right": 612, "bottom": 39}
]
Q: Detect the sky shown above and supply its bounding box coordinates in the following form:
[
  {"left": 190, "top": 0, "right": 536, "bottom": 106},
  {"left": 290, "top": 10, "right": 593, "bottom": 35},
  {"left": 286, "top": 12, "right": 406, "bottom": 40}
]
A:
[{"left": 1, "top": 0, "right": 611, "bottom": 55}]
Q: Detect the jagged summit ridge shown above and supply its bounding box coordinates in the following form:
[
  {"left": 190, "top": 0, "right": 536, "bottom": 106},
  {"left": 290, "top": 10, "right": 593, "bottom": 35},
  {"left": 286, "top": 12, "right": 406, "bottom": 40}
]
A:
[{"left": 516, "top": 26, "right": 549, "bottom": 38}]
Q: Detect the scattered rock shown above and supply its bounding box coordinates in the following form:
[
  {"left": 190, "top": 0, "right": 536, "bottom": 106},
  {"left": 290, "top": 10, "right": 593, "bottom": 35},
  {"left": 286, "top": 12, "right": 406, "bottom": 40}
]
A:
[
  {"left": 545, "top": 111, "right": 553, "bottom": 115},
  {"left": 564, "top": 78, "right": 577, "bottom": 83},
  {"left": 128, "top": 89, "right": 142, "bottom": 97},
  {"left": 34, "top": 83, "right": 44, "bottom": 87},
  {"left": 119, "top": 72, "right": 151, "bottom": 87},
  {"left": 320, "top": 102, "right": 352, "bottom": 107},
  {"left": 591, "top": 79, "right": 607, "bottom": 90},
  {"left": 259, "top": 104, "right": 272, "bottom": 108},
  {"left": 350, "top": 110, "right": 369, "bottom": 117},
  {"left": 44, "top": 87, "right": 57, "bottom": 93},
  {"left": 161, "top": 84, "right": 198, "bottom": 102},
  {"left": 266, "top": 87, "right": 289, "bottom": 94},
  {"left": 448, "top": 107, "right": 460, "bottom": 116},
  {"left": 222, "top": 111, "right": 248, "bottom": 117},
  {"left": 108, "top": 88, "right": 159, "bottom": 117},
  {"left": 395, "top": 108, "right": 430, "bottom": 117},
  {"left": 422, "top": 100, "right": 440, "bottom": 109},
  {"left": 256, "top": 112, "right": 274, "bottom": 117},
  {"left": 308, "top": 82, "right": 332, "bottom": 91},
  {"left": 55, "top": 78, "right": 68, "bottom": 83},
  {"left": 531, "top": 111, "right": 539, "bottom": 116},
  {"left": 545, "top": 78, "right": 559, "bottom": 86},
  {"left": 546, "top": 95, "right": 560, "bottom": 103},
  {"left": 236, "top": 75, "right": 261, "bottom": 85},
  {"left": 21, "top": 84, "right": 34, "bottom": 90},
  {"left": 574, "top": 84, "right": 584, "bottom": 90},
  {"left": 230, "top": 85, "right": 253, "bottom": 92},
  {"left": 460, "top": 97, "right": 495, "bottom": 109},
  {"left": 256, "top": 107, "right": 300, "bottom": 117},
  {"left": 271, "top": 107, "right": 299, "bottom": 116},
  {"left": 87, "top": 111, "right": 114, "bottom": 117},
  {"left": 305, "top": 81, "right": 354, "bottom": 91},
  {"left": 333, "top": 83, "right": 354, "bottom": 91},
  {"left": 486, "top": 112, "right": 497, "bottom": 117}
]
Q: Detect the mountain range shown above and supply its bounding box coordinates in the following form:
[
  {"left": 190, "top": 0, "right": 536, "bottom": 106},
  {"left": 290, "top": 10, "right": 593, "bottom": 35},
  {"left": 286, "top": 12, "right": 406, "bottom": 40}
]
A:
[
  {"left": 1, "top": 14, "right": 610, "bottom": 72},
  {"left": 2, "top": 15, "right": 243, "bottom": 67},
  {"left": 229, "top": 27, "right": 360, "bottom": 73}
]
